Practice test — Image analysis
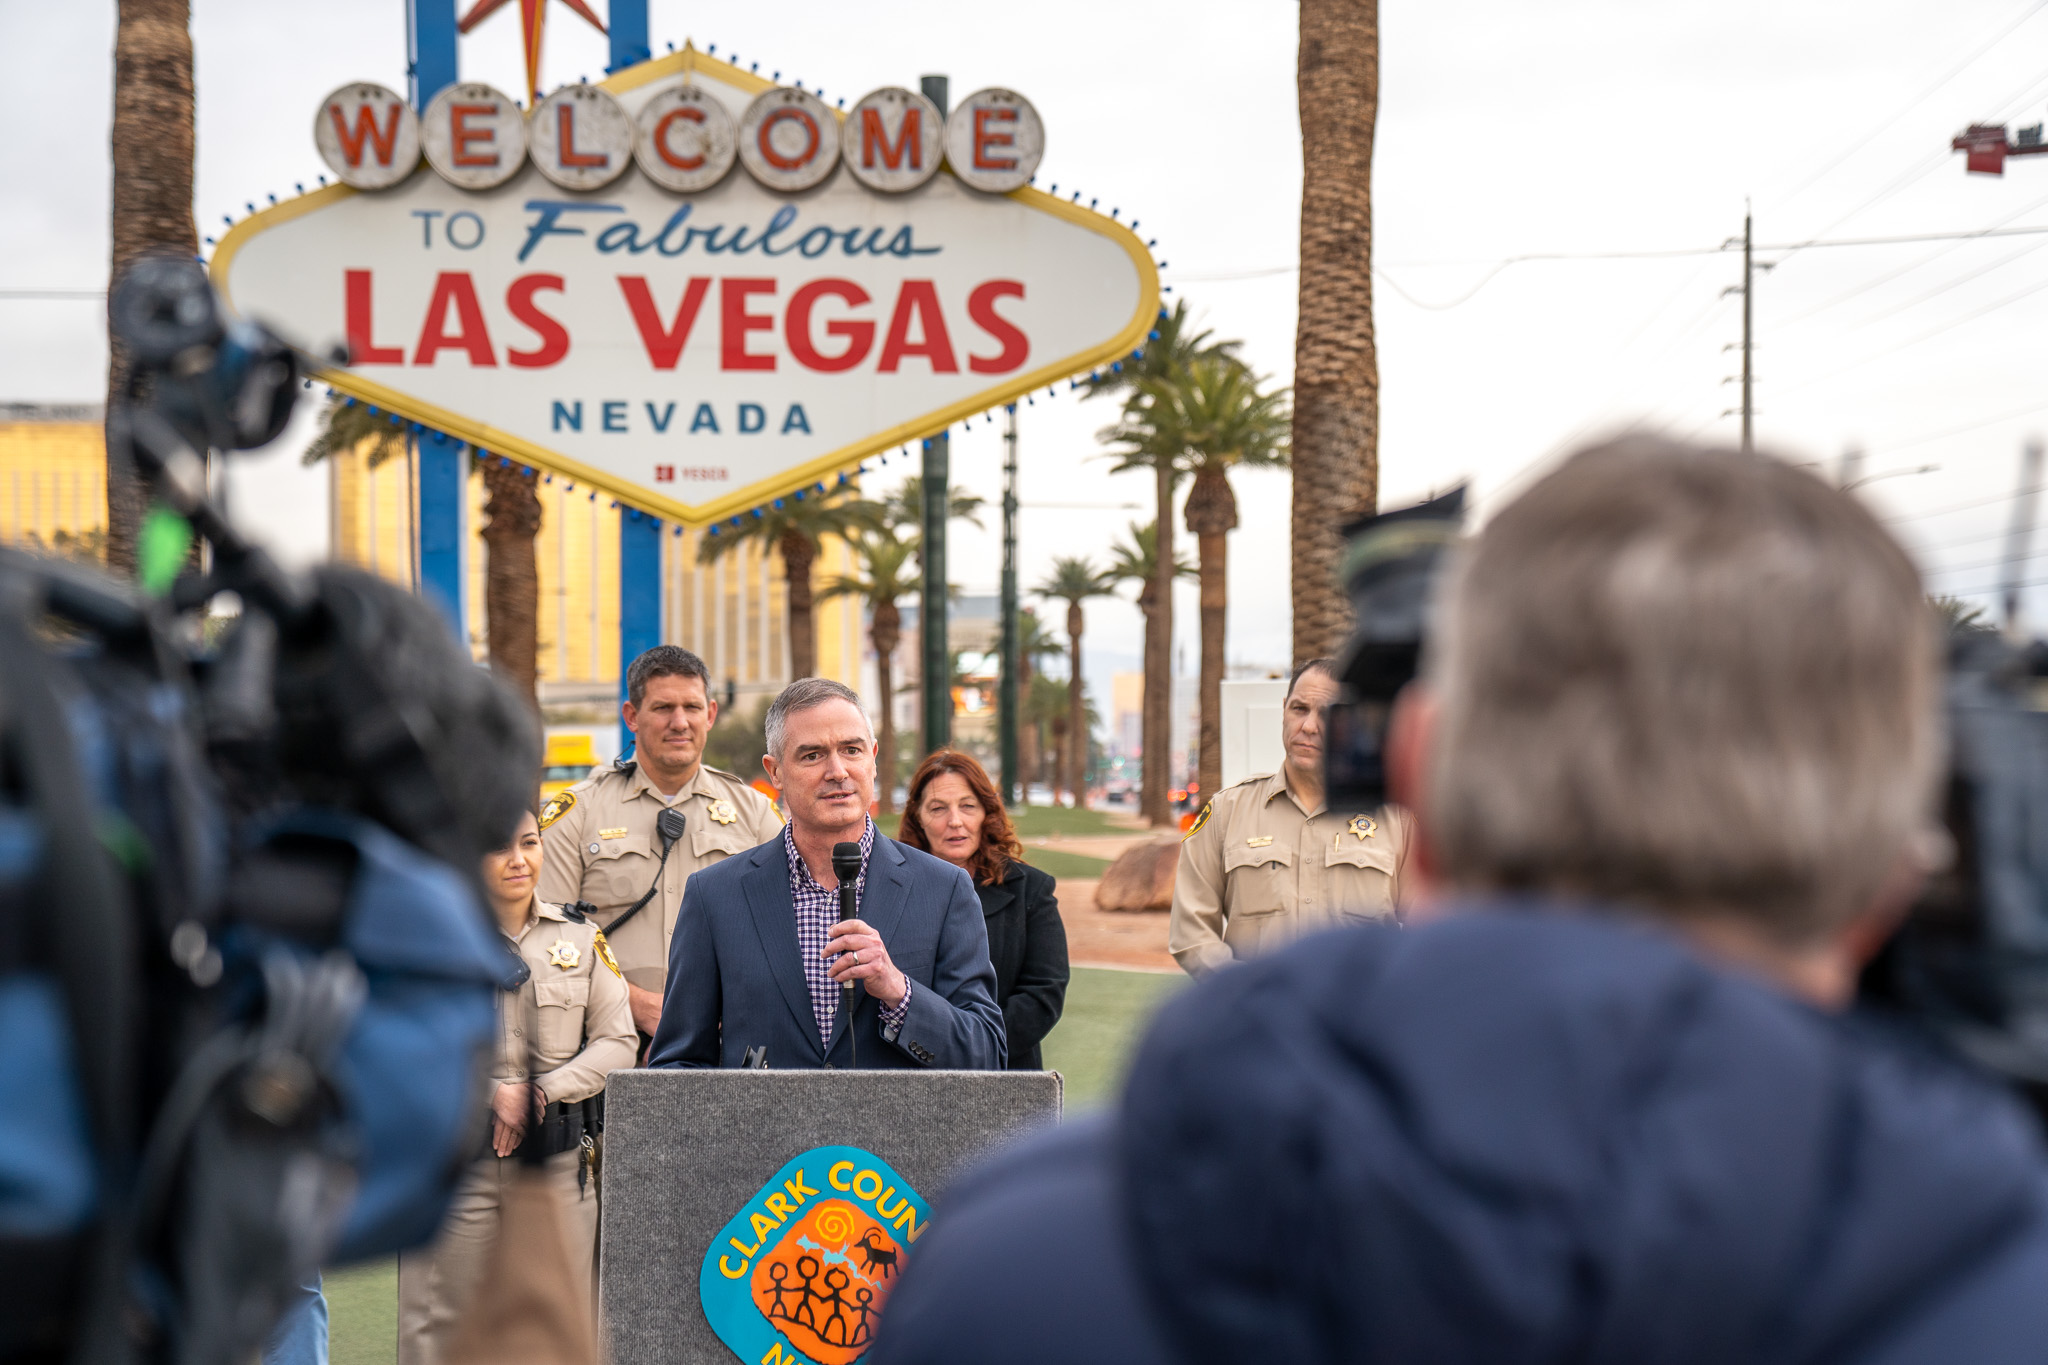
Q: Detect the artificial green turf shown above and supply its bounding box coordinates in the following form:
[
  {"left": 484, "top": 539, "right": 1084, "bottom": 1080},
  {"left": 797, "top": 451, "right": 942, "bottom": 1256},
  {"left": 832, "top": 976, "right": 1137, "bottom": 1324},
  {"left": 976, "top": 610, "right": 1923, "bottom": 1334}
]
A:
[
  {"left": 320, "top": 965, "right": 1182, "bottom": 1359},
  {"left": 1018, "top": 845, "right": 1111, "bottom": 880},
  {"left": 325, "top": 1257, "right": 397, "bottom": 1365},
  {"left": 1009, "top": 804, "right": 1128, "bottom": 840},
  {"left": 1040, "top": 965, "right": 1186, "bottom": 1108}
]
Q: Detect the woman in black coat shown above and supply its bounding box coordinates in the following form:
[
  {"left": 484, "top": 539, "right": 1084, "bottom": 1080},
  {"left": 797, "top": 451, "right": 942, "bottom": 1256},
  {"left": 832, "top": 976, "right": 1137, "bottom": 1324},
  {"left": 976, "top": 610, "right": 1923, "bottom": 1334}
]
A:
[{"left": 897, "top": 750, "right": 1069, "bottom": 1069}]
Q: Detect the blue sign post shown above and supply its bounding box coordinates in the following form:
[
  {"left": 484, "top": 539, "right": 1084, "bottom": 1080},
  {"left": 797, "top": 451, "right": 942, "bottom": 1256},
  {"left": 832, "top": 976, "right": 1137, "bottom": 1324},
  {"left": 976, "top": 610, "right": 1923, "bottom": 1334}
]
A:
[
  {"left": 407, "top": 1, "right": 465, "bottom": 639},
  {"left": 609, "top": 0, "right": 650, "bottom": 72},
  {"left": 619, "top": 508, "right": 663, "bottom": 703}
]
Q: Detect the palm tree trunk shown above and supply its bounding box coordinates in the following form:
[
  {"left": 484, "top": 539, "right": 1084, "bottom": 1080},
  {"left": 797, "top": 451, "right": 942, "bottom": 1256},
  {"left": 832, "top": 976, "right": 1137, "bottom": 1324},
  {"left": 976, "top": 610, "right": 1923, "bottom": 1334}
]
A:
[
  {"left": 106, "top": 0, "right": 197, "bottom": 575},
  {"left": 1292, "top": 0, "right": 1380, "bottom": 663},
  {"left": 481, "top": 460, "right": 542, "bottom": 708},
  {"left": 872, "top": 602, "right": 900, "bottom": 814},
  {"left": 1018, "top": 649, "right": 1040, "bottom": 796},
  {"left": 1185, "top": 467, "right": 1238, "bottom": 801},
  {"left": 781, "top": 530, "right": 818, "bottom": 679},
  {"left": 1066, "top": 602, "right": 1088, "bottom": 809},
  {"left": 1144, "top": 461, "right": 1175, "bottom": 827}
]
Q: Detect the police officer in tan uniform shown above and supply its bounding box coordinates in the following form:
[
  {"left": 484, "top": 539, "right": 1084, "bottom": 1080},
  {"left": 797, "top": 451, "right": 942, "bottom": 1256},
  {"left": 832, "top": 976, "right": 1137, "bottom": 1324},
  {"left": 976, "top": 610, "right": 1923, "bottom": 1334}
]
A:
[
  {"left": 398, "top": 809, "right": 636, "bottom": 1365},
  {"left": 1170, "top": 659, "right": 1410, "bottom": 977},
  {"left": 539, "top": 646, "right": 781, "bottom": 1044}
]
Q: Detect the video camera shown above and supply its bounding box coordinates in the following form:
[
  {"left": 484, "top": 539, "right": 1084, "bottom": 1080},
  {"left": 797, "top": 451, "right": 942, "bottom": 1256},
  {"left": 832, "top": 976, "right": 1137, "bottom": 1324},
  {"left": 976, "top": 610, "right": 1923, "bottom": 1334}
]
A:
[
  {"left": 1, "top": 256, "right": 539, "bottom": 1365},
  {"left": 1323, "top": 485, "right": 2048, "bottom": 1116}
]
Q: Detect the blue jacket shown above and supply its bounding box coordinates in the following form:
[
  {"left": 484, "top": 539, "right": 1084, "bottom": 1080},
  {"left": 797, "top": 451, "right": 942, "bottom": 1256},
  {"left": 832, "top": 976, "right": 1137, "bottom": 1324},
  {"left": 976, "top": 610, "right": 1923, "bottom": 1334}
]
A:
[
  {"left": 647, "top": 832, "right": 1006, "bottom": 1070},
  {"left": 874, "top": 908, "right": 2048, "bottom": 1364}
]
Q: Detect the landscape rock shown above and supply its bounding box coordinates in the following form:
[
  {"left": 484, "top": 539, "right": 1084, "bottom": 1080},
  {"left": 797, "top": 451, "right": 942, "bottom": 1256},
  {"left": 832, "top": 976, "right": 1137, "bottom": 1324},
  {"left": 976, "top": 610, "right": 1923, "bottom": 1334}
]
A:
[{"left": 1094, "top": 837, "right": 1180, "bottom": 912}]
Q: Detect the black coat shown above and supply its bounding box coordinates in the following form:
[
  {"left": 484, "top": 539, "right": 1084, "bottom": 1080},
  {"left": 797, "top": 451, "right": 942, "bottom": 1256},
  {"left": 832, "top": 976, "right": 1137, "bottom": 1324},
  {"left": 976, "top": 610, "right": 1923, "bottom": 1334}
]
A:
[
  {"left": 874, "top": 908, "right": 2048, "bottom": 1365},
  {"left": 974, "top": 859, "right": 1069, "bottom": 1070}
]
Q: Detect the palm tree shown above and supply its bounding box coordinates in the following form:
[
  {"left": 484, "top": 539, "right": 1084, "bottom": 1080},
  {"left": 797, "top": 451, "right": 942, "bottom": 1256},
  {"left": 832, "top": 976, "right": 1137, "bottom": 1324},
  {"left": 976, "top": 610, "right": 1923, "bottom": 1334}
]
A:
[
  {"left": 1294, "top": 0, "right": 1381, "bottom": 662},
  {"left": 820, "top": 528, "right": 919, "bottom": 813},
  {"left": 1033, "top": 556, "right": 1120, "bottom": 808},
  {"left": 883, "top": 475, "right": 986, "bottom": 535},
  {"left": 1023, "top": 672, "right": 1070, "bottom": 795},
  {"left": 299, "top": 395, "right": 409, "bottom": 469},
  {"left": 1084, "top": 301, "right": 1238, "bottom": 826},
  {"left": 106, "top": 0, "right": 198, "bottom": 575},
  {"left": 1100, "top": 395, "right": 1190, "bottom": 827},
  {"left": 1165, "top": 358, "right": 1291, "bottom": 798},
  {"left": 1107, "top": 521, "right": 1195, "bottom": 826},
  {"left": 301, "top": 396, "right": 545, "bottom": 706},
  {"left": 699, "top": 486, "right": 885, "bottom": 680},
  {"left": 1014, "top": 607, "right": 1064, "bottom": 795},
  {"left": 479, "top": 459, "right": 542, "bottom": 707}
]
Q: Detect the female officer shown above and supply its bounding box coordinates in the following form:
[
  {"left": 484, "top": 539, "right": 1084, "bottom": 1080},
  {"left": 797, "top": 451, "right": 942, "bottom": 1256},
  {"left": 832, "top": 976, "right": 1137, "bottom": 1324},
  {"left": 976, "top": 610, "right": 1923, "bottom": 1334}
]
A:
[{"left": 397, "top": 809, "right": 638, "bottom": 1365}]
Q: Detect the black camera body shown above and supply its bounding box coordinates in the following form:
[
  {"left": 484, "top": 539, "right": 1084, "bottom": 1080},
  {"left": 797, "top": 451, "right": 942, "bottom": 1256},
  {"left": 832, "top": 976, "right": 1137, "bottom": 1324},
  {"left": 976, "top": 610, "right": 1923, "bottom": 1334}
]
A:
[{"left": 0, "top": 255, "right": 538, "bottom": 1365}]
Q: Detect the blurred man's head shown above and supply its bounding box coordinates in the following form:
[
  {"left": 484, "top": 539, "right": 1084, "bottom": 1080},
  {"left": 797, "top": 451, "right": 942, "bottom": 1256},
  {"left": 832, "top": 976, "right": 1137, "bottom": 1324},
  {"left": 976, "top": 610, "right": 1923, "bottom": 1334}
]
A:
[{"left": 1420, "top": 436, "right": 1940, "bottom": 958}]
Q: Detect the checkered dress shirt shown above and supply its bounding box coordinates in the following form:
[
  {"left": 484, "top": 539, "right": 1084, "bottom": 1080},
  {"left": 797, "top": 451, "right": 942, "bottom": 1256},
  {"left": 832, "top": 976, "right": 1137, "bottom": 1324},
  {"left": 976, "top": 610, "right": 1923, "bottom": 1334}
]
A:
[{"left": 782, "top": 819, "right": 911, "bottom": 1050}]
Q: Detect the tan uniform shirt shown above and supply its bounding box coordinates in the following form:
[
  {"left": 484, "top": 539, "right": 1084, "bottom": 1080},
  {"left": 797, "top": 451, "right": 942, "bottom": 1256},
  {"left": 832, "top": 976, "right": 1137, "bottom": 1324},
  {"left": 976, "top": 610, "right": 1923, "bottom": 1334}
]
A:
[
  {"left": 1168, "top": 771, "right": 1409, "bottom": 978},
  {"left": 497, "top": 899, "right": 638, "bottom": 1105},
  {"left": 537, "top": 760, "right": 782, "bottom": 993}
]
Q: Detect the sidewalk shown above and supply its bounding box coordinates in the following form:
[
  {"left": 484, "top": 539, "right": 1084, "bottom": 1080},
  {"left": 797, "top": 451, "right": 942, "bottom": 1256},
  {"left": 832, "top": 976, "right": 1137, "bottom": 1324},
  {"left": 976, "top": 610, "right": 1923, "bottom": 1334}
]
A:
[{"left": 1054, "top": 878, "right": 1179, "bottom": 974}]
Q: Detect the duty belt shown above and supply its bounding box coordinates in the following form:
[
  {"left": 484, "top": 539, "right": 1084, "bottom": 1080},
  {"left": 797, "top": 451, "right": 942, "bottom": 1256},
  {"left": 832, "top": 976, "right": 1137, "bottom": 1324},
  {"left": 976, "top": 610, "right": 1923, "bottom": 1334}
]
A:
[{"left": 486, "top": 1093, "right": 606, "bottom": 1161}]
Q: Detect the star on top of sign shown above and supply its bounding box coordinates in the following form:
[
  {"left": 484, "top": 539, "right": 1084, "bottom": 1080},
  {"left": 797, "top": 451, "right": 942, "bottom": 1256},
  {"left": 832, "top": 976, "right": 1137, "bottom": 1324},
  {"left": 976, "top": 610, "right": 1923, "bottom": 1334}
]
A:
[{"left": 458, "top": 0, "right": 606, "bottom": 103}]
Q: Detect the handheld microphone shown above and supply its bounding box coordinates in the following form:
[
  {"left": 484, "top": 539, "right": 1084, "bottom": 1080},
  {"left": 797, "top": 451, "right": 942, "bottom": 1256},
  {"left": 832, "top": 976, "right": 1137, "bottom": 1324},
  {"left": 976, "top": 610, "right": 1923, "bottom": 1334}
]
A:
[{"left": 832, "top": 841, "right": 864, "bottom": 1068}]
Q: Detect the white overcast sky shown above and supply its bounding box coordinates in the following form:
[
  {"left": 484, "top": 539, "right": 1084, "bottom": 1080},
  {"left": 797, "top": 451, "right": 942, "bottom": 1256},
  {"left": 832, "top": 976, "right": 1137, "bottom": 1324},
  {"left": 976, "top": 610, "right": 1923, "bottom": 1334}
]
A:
[{"left": 9, "top": 0, "right": 2048, "bottom": 701}]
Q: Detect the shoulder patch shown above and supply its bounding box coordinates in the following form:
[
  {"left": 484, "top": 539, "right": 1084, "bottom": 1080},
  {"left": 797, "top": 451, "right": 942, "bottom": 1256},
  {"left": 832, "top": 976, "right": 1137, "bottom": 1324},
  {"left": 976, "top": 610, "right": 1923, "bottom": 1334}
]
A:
[
  {"left": 591, "top": 929, "right": 623, "bottom": 979},
  {"left": 1183, "top": 801, "right": 1213, "bottom": 841},
  {"left": 539, "top": 789, "right": 576, "bottom": 830}
]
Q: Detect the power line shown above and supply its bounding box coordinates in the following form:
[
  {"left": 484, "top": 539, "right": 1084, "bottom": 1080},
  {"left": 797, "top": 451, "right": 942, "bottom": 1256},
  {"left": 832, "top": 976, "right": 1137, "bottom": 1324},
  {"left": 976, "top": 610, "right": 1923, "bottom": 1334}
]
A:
[
  {"left": 1770, "top": 0, "right": 2048, "bottom": 205},
  {"left": 1773, "top": 186, "right": 2048, "bottom": 328},
  {"left": 1882, "top": 483, "right": 2045, "bottom": 525},
  {"left": 1174, "top": 224, "right": 2048, "bottom": 306}
]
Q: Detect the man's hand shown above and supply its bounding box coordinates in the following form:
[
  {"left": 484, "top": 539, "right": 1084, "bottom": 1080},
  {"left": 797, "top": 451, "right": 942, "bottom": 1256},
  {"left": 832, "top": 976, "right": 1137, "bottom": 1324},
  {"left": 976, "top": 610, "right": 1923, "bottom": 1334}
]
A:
[
  {"left": 627, "top": 982, "right": 664, "bottom": 1037},
  {"left": 490, "top": 1081, "right": 541, "bottom": 1158},
  {"left": 825, "top": 919, "right": 907, "bottom": 1009}
]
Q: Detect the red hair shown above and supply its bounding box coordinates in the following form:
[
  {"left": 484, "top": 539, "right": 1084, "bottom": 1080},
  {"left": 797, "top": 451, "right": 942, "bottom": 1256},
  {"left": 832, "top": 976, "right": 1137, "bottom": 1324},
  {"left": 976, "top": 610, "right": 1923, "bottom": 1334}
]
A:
[{"left": 896, "top": 749, "right": 1023, "bottom": 886}]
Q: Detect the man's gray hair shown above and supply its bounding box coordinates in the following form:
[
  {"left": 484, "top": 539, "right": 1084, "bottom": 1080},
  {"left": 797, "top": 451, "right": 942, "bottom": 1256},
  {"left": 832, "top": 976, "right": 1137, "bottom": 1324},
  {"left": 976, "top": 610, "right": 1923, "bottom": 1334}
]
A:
[
  {"left": 765, "top": 677, "right": 873, "bottom": 760},
  {"left": 1426, "top": 435, "right": 1942, "bottom": 944}
]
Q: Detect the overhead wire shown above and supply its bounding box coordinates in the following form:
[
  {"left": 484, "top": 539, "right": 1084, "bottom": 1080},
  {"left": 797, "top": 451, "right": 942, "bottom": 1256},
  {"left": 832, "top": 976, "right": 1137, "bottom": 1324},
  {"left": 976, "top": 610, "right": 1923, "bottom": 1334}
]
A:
[{"left": 1767, "top": 0, "right": 2048, "bottom": 206}]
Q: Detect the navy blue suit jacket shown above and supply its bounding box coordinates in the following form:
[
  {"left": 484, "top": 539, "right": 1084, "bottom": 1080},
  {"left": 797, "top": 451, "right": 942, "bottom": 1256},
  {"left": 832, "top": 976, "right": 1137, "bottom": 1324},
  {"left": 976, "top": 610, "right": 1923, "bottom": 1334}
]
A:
[{"left": 646, "top": 832, "right": 1007, "bottom": 1070}]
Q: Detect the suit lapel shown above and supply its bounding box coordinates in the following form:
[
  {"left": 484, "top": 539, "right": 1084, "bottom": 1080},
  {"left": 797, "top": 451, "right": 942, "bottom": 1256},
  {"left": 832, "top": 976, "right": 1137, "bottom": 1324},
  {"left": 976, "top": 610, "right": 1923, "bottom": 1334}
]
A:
[
  {"left": 739, "top": 843, "right": 824, "bottom": 1060},
  {"left": 827, "top": 837, "right": 911, "bottom": 1058}
]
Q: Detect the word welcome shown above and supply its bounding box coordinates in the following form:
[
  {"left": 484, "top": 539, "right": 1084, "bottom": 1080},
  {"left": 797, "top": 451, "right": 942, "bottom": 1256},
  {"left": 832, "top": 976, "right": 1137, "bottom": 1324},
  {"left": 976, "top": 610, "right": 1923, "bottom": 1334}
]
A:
[{"left": 344, "top": 269, "right": 1030, "bottom": 376}]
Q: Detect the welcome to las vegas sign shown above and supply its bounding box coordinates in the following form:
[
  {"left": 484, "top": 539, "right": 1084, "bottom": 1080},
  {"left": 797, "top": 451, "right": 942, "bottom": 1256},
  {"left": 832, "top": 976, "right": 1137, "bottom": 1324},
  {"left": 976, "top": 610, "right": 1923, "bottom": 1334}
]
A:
[{"left": 211, "top": 45, "right": 1161, "bottom": 527}]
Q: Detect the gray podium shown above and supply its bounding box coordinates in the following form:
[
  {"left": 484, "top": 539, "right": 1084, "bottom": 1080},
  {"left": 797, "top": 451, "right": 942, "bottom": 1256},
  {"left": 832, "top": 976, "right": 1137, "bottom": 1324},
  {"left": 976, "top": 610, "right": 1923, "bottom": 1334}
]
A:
[{"left": 599, "top": 1069, "right": 1062, "bottom": 1365}]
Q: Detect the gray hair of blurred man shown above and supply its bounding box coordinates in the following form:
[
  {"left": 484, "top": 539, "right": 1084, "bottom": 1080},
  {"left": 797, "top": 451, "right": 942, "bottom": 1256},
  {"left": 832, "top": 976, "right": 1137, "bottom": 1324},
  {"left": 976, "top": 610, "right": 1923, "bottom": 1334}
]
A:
[
  {"left": 764, "top": 676, "right": 876, "bottom": 762},
  {"left": 1424, "top": 435, "right": 1942, "bottom": 945}
]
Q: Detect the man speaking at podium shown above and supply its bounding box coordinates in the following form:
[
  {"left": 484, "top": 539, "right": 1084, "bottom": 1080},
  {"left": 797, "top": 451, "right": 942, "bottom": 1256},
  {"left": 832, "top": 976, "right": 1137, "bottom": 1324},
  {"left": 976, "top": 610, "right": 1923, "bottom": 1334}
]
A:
[{"left": 648, "top": 678, "right": 1006, "bottom": 1070}]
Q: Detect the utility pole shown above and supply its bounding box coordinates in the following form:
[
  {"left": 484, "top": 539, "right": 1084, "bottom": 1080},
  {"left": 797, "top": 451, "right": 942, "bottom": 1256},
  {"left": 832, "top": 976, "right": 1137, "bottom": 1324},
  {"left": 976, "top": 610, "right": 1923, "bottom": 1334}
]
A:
[
  {"left": 998, "top": 404, "right": 1020, "bottom": 804},
  {"left": 1741, "top": 210, "right": 1755, "bottom": 454},
  {"left": 1722, "top": 205, "right": 1772, "bottom": 451},
  {"left": 2001, "top": 437, "right": 2043, "bottom": 633},
  {"left": 919, "top": 73, "right": 952, "bottom": 756}
]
